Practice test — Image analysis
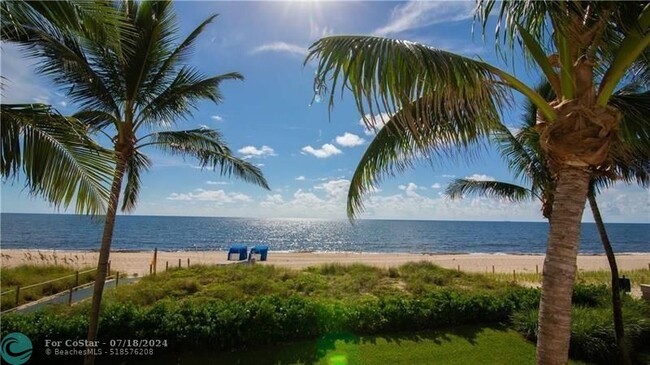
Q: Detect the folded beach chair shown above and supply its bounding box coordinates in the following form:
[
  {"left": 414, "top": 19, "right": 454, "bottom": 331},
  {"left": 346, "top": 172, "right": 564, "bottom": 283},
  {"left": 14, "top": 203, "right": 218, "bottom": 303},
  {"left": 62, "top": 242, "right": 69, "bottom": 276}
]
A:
[
  {"left": 249, "top": 245, "right": 268, "bottom": 261},
  {"left": 228, "top": 245, "right": 247, "bottom": 261}
]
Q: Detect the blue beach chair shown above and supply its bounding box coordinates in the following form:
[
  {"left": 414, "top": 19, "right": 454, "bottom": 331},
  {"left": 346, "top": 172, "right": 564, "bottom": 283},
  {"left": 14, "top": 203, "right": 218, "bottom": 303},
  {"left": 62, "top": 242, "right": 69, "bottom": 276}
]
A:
[{"left": 228, "top": 245, "right": 247, "bottom": 261}]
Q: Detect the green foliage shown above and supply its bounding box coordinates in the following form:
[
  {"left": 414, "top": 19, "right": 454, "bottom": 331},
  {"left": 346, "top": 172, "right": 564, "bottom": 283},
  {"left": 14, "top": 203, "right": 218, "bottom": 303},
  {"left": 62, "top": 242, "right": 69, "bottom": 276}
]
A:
[
  {"left": 486, "top": 269, "right": 650, "bottom": 291},
  {"left": 2, "top": 287, "right": 540, "bottom": 362},
  {"left": 512, "top": 291, "right": 650, "bottom": 364},
  {"left": 106, "top": 263, "right": 517, "bottom": 306},
  {"left": 0, "top": 104, "right": 113, "bottom": 215},
  {"left": 572, "top": 284, "right": 609, "bottom": 307}
]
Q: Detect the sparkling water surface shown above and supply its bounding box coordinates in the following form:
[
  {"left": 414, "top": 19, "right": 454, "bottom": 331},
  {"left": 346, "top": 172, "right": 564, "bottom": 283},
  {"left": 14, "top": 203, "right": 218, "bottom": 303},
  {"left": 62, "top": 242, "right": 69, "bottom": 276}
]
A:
[{"left": 1, "top": 213, "right": 648, "bottom": 254}]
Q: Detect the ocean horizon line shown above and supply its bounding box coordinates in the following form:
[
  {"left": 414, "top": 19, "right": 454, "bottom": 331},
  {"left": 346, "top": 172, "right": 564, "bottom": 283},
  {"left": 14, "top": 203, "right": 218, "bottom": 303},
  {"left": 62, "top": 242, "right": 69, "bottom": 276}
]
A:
[{"left": 2, "top": 212, "right": 648, "bottom": 225}]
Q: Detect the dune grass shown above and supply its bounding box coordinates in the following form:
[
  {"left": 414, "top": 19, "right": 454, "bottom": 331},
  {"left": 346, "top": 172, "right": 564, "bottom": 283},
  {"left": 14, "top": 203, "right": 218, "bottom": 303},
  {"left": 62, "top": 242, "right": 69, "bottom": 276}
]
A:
[
  {"left": 486, "top": 268, "right": 650, "bottom": 289},
  {"left": 0, "top": 265, "right": 95, "bottom": 310},
  {"left": 103, "top": 262, "right": 518, "bottom": 307}
]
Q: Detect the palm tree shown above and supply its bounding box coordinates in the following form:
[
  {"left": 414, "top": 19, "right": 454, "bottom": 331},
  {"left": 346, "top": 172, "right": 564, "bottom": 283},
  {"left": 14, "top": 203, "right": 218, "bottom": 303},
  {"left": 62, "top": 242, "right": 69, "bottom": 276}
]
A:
[
  {"left": 0, "top": 0, "right": 132, "bottom": 215},
  {"left": 6, "top": 2, "right": 269, "bottom": 364},
  {"left": 446, "top": 82, "right": 650, "bottom": 364},
  {"left": 306, "top": 2, "right": 649, "bottom": 363}
]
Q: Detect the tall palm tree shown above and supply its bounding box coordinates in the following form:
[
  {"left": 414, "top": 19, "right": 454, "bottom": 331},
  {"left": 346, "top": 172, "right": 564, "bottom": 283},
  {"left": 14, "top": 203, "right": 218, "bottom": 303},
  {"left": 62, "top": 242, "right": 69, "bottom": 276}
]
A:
[
  {"left": 306, "top": 2, "right": 649, "bottom": 363},
  {"left": 0, "top": 0, "right": 132, "bottom": 215},
  {"left": 6, "top": 2, "right": 270, "bottom": 365},
  {"left": 446, "top": 82, "right": 650, "bottom": 365}
]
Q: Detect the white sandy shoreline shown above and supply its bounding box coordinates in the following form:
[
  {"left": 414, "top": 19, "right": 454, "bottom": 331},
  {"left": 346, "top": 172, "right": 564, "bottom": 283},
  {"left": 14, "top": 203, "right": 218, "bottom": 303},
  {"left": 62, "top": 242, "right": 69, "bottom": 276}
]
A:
[{"left": 2, "top": 249, "right": 649, "bottom": 277}]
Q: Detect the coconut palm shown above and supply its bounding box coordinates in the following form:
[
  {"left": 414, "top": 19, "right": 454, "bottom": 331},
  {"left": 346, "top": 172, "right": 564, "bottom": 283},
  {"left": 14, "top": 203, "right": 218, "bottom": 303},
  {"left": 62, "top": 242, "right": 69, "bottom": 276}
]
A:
[
  {"left": 446, "top": 82, "right": 650, "bottom": 364},
  {"left": 306, "top": 2, "right": 650, "bottom": 363},
  {"left": 0, "top": 0, "right": 132, "bottom": 214},
  {"left": 6, "top": 2, "right": 269, "bottom": 364}
]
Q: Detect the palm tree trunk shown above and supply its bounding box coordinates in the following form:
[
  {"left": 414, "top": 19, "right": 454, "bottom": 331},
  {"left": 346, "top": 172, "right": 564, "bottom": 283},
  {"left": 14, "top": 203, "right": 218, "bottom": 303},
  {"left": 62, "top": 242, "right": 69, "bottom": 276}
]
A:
[
  {"left": 536, "top": 165, "right": 591, "bottom": 365},
  {"left": 83, "top": 155, "right": 127, "bottom": 365},
  {"left": 588, "top": 193, "right": 631, "bottom": 365}
]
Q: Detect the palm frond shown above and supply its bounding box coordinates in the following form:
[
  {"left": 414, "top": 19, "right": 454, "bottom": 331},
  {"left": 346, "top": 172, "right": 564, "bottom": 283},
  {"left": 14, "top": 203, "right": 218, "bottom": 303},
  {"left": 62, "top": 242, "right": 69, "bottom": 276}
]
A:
[
  {"left": 4, "top": 18, "right": 122, "bottom": 115},
  {"left": 143, "top": 14, "right": 219, "bottom": 99},
  {"left": 306, "top": 36, "right": 508, "bottom": 146},
  {"left": 122, "top": 0, "right": 177, "bottom": 102},
  {"left": 1, "top": 104, "right": 114, "bottom": 215},
  {"left": 135, "top": 69, "right": 243, "bottom": 129},
  {"left": 347, "top": 96, "right": 497, "bottom": 219},
  {"left": 73, "top": 110, "right": 119, "bottom": 133},
  {"left": 121, "top": 150, "right": 151, "bottom": 212},
  {"left": 142, "top": 128, "right": 269, "bottom": 190},
  {"left": 445, "top": 178, "right": 534, "bottom": 202},
  {"left": 604, "top": 90, "right": 650, "bottom": 188},
  {"left": 1, "top": 0, "right": 132, "bottom": 52}
]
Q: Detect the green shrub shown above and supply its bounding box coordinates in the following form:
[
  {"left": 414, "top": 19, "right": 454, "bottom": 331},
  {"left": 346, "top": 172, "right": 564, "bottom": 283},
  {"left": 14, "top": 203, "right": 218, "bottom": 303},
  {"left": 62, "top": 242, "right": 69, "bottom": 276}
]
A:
[
  {"left": 511, "top": 299, "right": 650, "bottom": 364},
  {"left": 2, "top": 286, "right": 540, "bottom": 362},
  {"left": 572, "top": 284, "right": 609, "bottom": 307}
]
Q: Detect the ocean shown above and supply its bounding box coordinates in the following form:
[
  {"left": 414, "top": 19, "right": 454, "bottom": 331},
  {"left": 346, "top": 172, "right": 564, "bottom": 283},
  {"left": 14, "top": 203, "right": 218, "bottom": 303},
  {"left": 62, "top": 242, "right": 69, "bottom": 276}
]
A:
[{"left": 0, "top": 213, "right": 648, "bottom": 254}]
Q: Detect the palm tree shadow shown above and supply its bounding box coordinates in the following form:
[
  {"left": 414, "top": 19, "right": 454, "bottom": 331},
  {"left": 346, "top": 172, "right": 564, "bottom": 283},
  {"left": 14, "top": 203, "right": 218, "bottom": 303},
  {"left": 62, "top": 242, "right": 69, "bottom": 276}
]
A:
[{"left": 104, "top": 325, "right": 509, "bottom": 365}]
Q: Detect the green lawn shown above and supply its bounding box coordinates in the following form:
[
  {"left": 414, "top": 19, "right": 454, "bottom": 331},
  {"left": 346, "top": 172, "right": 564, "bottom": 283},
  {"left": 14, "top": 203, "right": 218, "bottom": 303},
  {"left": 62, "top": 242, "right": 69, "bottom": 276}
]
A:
[{"left": 125, "top": 326, "right": 585, "bottom": 365}]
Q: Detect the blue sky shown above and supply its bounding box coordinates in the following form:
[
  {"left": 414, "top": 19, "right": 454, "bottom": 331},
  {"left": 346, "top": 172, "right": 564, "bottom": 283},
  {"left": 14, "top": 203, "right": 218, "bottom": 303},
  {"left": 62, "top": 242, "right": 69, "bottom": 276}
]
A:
[{"left": 1, "top": 1, "right": 648, "bottom": 223}]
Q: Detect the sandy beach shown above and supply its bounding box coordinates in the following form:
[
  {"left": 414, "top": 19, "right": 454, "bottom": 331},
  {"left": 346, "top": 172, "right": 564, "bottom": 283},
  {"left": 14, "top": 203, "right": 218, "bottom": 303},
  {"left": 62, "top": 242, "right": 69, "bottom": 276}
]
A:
[{"left": 1, "top": 249, "right": 649, "bottom": 277}]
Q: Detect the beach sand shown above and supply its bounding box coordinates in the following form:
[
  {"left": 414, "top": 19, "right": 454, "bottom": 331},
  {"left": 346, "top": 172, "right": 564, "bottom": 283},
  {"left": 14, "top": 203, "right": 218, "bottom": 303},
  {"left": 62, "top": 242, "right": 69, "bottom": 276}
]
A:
[{"left": 1, "top": 249, "right": 649, "bottom": 277}]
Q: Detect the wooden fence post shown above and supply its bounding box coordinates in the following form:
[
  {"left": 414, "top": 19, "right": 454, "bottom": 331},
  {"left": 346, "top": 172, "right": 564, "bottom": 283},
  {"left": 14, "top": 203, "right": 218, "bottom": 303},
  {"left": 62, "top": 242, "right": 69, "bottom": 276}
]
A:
[
  {"left": 187, "top": 258, "right": 190, "bottom": 267},
  {"left": 15, "top": 286, "right": 20, "bottom": 306},
  {"left": 75, "top": 271, "right": 79, "bottom": 287},
  {"left": 166, "top": 261, "right": 169, "bottom": 271},
  {"left": 107, "top": 261, "right": 111, "bottom": 275},
  {"left": 178, "top": 259, "right": 181, "bottom": 268},
  {"left": 492, "top": 265, "right": 495, "bottom": 274},
  {"left": 116, "top": 272, "right": 120, "bottom": 288},
  {"left": 153, "top": 248, "right": 158, "bottom": 274},
  {"left": 149, "top": 264, "right": 153, "bottom": 275},
  {"left": 536, "top": 265, "right": 539, "bottom": 275},
  {"left": 68, "top": 287, "right": 73, "bottom": 306}
]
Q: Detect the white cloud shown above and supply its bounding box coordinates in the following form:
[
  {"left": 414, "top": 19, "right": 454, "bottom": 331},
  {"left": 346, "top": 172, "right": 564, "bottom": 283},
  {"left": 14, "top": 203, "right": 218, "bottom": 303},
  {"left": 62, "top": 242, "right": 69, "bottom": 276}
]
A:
[
  {"left": 238, "top": 145, "right": 276, "bottom": 158},
  {"left": 301, "top": 144, "right": 342, "bottom": 158},
  {"left": 250, "top": 42, "right": 307, "bottom": 56},
  {"left": 335, "top": 132, "right": 365, "bottom": 147},
  {"left": 442, "top": 174, "right": 456, "bottom": 178},
  {"left": 431, "top": 183, "right": 442, "bottom": 189},
  {"left": 398, "top": 182, "right": 422, "bottom": 197},
  {"left": 374, "top": 1, "right": 475, "bottom": 36},
  {"left": 206, "top": 181, "right": 229, "bottom": 185},
  {"left": 59, "top": 101, "right": 67, "bottom": 107},
  {"left": 262, "top": 194, "right": 284, "bottom": 205},
  {"left": 360, "top": 113, "right": 391, "bottom": 135},
  {"left": 211, "top": 115, "right": 224, "bottom": 122},
  {"left": 314, "top": 179, "right": 350, "bottom": 199},
  {"left": 167, "top": 189, "right": 252, "bottom": 204},
  {"left": 465, "top": 174, "right": 496, "bottom": 181},
  {"left": 295, "top": 176, "right": 306, "bottom": 181}
]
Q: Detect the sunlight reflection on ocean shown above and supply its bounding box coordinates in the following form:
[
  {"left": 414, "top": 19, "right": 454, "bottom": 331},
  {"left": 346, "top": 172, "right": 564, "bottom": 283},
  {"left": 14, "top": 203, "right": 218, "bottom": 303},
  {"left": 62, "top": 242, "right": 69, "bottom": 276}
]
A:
[{"left": 1, "top": 213, "right": 648, "bottom": 254}]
